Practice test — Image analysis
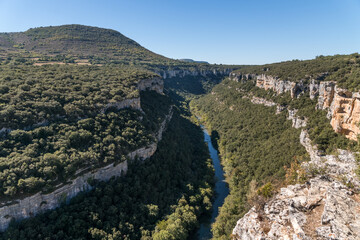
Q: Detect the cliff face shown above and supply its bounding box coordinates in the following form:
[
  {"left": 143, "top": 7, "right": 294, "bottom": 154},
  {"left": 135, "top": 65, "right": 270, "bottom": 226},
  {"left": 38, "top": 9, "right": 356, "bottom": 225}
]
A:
[
  {"left": 155, "top": 68, "right": 232, "bottom": 79},
  {"left": 230, "top": 73, "right": 360, "bottom": 141},
  {"left": 232, "top": 93, "right": 360, "bottom": 239},
  {"left": 232, "top": 129, "right": 360, "bottom": 240},
  {"left": 0, "top": 77, "right": 168, "bottom": 231}
]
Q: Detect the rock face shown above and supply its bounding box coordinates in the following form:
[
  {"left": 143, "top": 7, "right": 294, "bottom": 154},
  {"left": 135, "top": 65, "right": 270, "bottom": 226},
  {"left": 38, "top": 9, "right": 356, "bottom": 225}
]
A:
[
  {"left": 229, "top": 72, "right": 257, "bottom": 83},
  {"left": 154, "top": 68, "right": 232, "bottom": 79},
  {"left": 101, "top": 97, "right": 141, "bottom": 113},
  {"left": 0, "top": 106, "right": 173, "bottom": 232},
  {"left": 232, "top": 177, "right": 360, "bottom": 240},
  {"left": 251, "top": 97, "right": 277, "bottom": 107},
  {"left": 230, "top": 72, "right": 360, "bottom": 141},
  {"left": 248, "top": 97, "right": 306, "bottom": 129},
  {"left": 138, "top": 77, "right": 164, "bottom": 93},
  {"left": 288, "top": 110, "right": 307, "bottom": 129},
  {"left": 255, "top": 74, "right": 306, "bottom": 98},
  {"left": 233, "top": 88, "right": 360, "bottom": 239},
  {"left": 328, "top": 88, "right": 360, "bottom": 141},
  {"left": 232, "top": 114, "right": 360, "bottom": 240}
]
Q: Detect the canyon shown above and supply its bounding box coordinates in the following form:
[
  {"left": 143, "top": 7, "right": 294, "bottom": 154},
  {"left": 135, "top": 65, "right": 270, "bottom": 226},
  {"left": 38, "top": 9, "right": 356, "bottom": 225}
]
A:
[
  {"left": 229, "top": 73, "right": 360, "bottom": 239},
  {"left": 230, "top": 73, "right": 360, "bottom": 141}
]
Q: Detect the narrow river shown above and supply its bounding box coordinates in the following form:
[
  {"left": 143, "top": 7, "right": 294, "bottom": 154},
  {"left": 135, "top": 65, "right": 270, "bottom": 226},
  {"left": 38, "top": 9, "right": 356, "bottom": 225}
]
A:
[{"left": 193, "top": 124, "right": 229, "bottom": 240}]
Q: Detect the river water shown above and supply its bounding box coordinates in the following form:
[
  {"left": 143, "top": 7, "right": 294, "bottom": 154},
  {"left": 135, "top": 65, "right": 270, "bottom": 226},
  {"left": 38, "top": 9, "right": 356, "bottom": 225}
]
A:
[{"left": 193, "top": 125, "right": 229, "bottom": 240}]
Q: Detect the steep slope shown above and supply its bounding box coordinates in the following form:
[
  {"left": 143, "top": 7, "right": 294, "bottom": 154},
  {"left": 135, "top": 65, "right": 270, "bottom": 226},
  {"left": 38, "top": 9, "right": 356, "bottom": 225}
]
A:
[
  {"left": 0, "top": 24, "right": 169, "bottom": 64},
  {"left": 191, "top": 53, "right": 360, "bottom": 239},
  {"left": 0, "top": 24, "right": 224, "bottom": 237}
]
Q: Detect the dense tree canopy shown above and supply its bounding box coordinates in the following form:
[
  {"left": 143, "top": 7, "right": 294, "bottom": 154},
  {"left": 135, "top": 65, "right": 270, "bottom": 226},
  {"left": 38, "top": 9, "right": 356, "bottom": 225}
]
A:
[{"left": 0, "top": 108, "right": 214, "bottom": 240}]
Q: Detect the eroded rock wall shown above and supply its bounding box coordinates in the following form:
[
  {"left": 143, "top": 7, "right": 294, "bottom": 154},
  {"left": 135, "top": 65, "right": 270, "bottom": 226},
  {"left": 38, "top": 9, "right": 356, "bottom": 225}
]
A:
[
  {"left": 232, "top": 129, "right": 360, "bottom": 240},
  {"left": 230, "top": 72, "right": 360, "bottom": 141},
  {"left": 155, "top": 68, "right": 232, "bottom": 79},
  {"left": 232, "top": 91, "right": 360, "bottom": 239}
]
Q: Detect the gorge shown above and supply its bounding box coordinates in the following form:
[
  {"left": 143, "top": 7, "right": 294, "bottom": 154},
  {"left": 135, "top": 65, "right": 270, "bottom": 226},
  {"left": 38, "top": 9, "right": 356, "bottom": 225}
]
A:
[{"left": 0, "top": 24, "right": 360, "bottom": 240}]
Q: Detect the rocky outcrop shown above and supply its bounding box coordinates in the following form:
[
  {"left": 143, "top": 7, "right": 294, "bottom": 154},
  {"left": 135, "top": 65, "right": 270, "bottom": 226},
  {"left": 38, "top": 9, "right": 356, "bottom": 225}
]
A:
[
  {"left": 233, "top": 87, "right": 360, "bottom": 239},
  {"left": 231, "top": 71, "right": 360, "bottom": 141},
  {"left": 249, "top": 96, "right": 307, "bottom": 129},
  {"left": 0, "top": 106, "right": 173, "bottom": 231},
  {"left": 232, "top": 129, "right": 360, "bottom": 239},
  {"left": 255, "top": 74, "right": 306, "bottom": 98},
  {"left": 233, "top": 129, "right": 360, "bottom": 239},
  {"left": 229, "top": 72, "right": 257, "bottom": 83},
  {"left": 328, "top": 88, "right": 360, "bottom": 141},
  {"left": 288, "top": 110, "right": 307, "bottom": 129},
  {"left": 154, "top": 68, "right": 232, "bottom": 79},
  {"left": 232, "top": 177, "right": 360, "bottom": 240},
  {"left": 251, "top": 97, "right": 277, "bottom": 107},
  {"left": 101, "top": 97, "right": 141, "bottom": 113},
  {"left": 138, "top": 77, "right": 164, "bottom": 93}
]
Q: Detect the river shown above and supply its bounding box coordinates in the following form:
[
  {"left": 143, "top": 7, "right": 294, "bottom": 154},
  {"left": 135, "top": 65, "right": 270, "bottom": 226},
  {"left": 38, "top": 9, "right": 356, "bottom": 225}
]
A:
[{"left": 192, "top": 124, "right": 229, "bottom": 240}]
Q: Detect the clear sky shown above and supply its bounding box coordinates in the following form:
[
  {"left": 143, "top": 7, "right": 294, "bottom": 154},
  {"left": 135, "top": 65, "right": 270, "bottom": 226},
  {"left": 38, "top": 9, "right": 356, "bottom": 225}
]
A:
[{"left": 0, "top": 0, "right": 359, "bottom": 64}]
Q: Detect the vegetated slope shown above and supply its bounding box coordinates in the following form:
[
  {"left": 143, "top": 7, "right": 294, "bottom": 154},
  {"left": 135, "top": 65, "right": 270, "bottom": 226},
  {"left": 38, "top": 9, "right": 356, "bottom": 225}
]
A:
[
  {"left": 0, "top": 25, "right": 169, "bottom": 64},
  {"left": 0, "top": 63, "right": 163, "bottom": 199},
  {"left": 0, "top": 64, "right": 156, "bottom": 130},
  {"left": 0, "top": 93, "right": 214, "bottom": 240},
  {"left": 191, "top": 80, "right": 308, "bottom": 239},
  {"left": 0, "top": 24, "right": 236, "bottom": 72},
  {"left": 233, "top": 53, "right": 360, "bottom": 91}
]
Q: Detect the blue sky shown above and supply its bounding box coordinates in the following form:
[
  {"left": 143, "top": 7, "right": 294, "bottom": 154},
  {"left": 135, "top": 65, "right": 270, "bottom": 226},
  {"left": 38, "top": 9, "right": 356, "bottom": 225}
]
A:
[{"left": 0, "top": 0, "right": 359, "bottom": 64}]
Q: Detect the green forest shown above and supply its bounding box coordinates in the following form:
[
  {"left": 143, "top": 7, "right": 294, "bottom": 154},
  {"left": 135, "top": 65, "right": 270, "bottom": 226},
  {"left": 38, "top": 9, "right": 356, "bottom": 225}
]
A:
[
  {"left": 0, "top": 106, "right": 214, "bottom": 240},
  {"left": 0, "top": 91, "right": 171, "bottom": 198},
  {"left": 191, "top": 82, "right": 308, "bottom": 239},
  {"left": 0, "top": 64, "right": 158, "bottom": 130}
]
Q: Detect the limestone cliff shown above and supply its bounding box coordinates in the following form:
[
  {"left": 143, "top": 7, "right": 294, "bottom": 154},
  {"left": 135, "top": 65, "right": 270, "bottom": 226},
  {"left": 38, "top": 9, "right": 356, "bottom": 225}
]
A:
[
  {"left": 155, "top": 68, "right": 232, "bottom": 79},
  {"left": 231, "top": 89, "right": 360, "bottom": 239},
  {"left": 230, "top": 72, "right": 360, "bottom": 141},
  {"left": 232, "top": 130, "right": 360, "bottom": 240}
]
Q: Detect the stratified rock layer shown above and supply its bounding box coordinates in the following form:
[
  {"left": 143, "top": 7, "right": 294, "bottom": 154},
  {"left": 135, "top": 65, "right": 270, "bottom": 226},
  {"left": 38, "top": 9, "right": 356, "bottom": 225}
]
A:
[{"left": 230, "top": 72, "right": 360, "bottom": 141}]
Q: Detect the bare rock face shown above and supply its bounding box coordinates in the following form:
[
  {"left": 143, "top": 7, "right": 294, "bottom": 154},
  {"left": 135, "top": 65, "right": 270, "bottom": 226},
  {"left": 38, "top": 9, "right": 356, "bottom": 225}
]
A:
[
  {"left": 288, "top": 109, "right": 307, "bottom": 129},
  {"left": 101, "top": 97, "right": 141, "bottom": 113},
  {"left": 138, "top": 77, "right": 164, "bottom": 94},
  {"left": 255, "top": 74, "right": 305, "bottom": 98},
  {"left": 251, "top": 97, "right": 277, "bottom": 107},
  {"left": 328, "top": 87, "right": 360, "bottom": 141},
  {"left": 229, "top": 73, "right": 257, "bottom": 83},
  {"left": 232, "top": 129, "right": 360, "bottom": 240},
  {"left": 156, "top": 68, "right": 232, "bottom": 79},
  {"left": 310, "top": 82, "right": 335, "bottom": 110},
  {"left": 0, "top": 106, "right": 173, "bottom": 231},
  {"left": 232, "top": 177, "right": 360, "bottom": 240}
]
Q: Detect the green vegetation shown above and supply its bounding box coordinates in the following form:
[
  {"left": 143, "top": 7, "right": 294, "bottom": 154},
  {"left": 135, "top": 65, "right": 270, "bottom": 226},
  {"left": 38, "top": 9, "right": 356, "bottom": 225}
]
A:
[
  {"left": 235, "top": 78, "right": 357, "bottom": 153},
  {"left": 0, "top": 107, "right": 214, "bottom": 240},
  {"left": 191, "top": 81, "right": 308, "bottom": 239},
  {"left": 0, "top": 91, "right": 171, "bottom": 198},
  {"left": 0, "top": 64, "right": 157, "bottom": 130},
  {"left": 233, "top": 53, "right": 360, "bottom": 91},
  {"left": 0, "top": 25, "right": 237, "bottom": 73}
]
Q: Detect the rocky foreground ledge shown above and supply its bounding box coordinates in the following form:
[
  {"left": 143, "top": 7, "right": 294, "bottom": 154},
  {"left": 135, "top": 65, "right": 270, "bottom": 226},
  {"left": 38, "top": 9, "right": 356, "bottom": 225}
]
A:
[{"left": 232, "top": 130, "right": 360, "bottom": 240}]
